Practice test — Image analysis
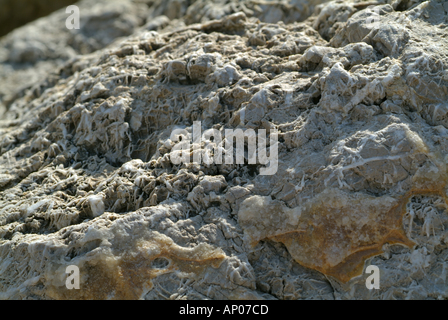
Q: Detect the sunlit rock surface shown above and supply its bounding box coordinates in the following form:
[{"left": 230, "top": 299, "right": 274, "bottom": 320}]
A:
[{"left": 1, "top": 0, "right": 448, "bottom": 300}]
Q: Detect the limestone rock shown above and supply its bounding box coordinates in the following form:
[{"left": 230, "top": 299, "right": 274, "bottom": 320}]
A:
[{"left": 1, "top": 0, "right": 448, "bottom": 300}]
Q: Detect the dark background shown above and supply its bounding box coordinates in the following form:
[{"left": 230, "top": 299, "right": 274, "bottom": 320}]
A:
[{"left": 0, "top": 0, "right": 78, "bottom": 37}]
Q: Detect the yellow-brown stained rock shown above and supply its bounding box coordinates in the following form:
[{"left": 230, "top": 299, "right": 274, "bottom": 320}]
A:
[
  {"left": 239, "top": 181, "right": 447, "bottom": 283},
  {"left": 47, "top": 232, "right": 225, "bottom": 299}
]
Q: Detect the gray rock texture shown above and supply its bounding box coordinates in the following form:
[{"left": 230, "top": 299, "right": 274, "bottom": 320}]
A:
[{"left": 1, "top": 0, "right": 448, "bottom": 300}]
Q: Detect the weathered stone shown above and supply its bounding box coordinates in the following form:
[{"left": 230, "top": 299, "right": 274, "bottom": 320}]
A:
[{"left": 1, "top": 0, "right": 448, "bottom": 300}]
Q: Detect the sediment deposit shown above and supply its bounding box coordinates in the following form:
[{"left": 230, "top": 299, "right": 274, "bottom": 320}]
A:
[{"left": 1, "top": 0, "right": 448, "bottom": 299}]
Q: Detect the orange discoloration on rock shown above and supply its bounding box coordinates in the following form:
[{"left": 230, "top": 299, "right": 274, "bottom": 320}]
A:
[
  {"left": 240, "top": 170, "right": 448, "bottom": 283},
  {"left": 48, "top": 232, "right": 226, "bottom": 299}
]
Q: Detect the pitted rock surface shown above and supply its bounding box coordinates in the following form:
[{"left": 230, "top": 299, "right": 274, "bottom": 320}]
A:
[{"left": 1, "top": 0, "right": 448, "bottom": 300}]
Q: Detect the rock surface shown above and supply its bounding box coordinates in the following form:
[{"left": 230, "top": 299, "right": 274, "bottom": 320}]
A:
[{"left": 1, "top": 0, "right": 448, "bottom": 300}]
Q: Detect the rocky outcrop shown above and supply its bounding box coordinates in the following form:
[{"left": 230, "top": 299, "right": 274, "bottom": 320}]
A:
[{"left": 1, "top": 0, "right": 448, "bottom": 300}]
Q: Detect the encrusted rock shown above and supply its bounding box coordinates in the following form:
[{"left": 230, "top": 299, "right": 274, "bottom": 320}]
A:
[{"left": 1, "top": 0, "right": 448, "bottom": 300}]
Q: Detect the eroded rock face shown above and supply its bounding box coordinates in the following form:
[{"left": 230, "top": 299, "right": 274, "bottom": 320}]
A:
[{"left": 1, "top": 0, "right": 448, "bottom": 300}]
